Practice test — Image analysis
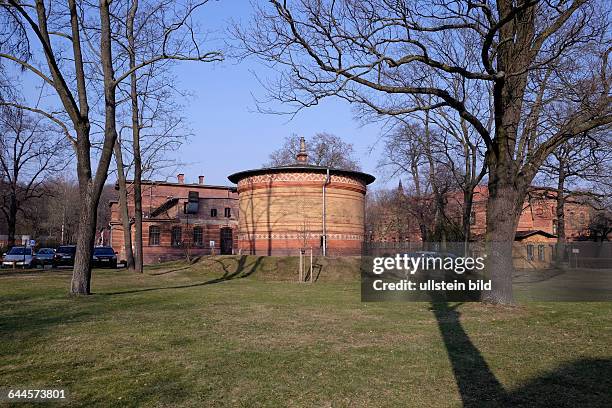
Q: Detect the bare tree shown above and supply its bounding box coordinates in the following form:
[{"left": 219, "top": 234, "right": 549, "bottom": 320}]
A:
[
  {"left": 267, "top": 133, "right": 360, "bottom": 169},
  {"left": 1, "top": 0, "right": 219, "bottom": 294},
  {"left": 0, "top": 105, "right": 68, "bottom": 247},
  {"left": 110, "top": 0, "right": 218, "bottom": 273},
  {"left": 379, "top": 121, "right": 462, "bottom": 244},
  {"left": 113, "top": 137, "right": 136, "bottom": 271},
  {"left": 237, "top": 0, "right": 612, "bottom": 304},
  {"left": 540, "top": 133, "right": 611, "bottom": 243}
]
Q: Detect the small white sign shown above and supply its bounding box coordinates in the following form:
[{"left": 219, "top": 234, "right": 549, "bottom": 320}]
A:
[
  {"left": 210, "top": 240, "right": 215, "bottom": 248},
  {"left": 28, "top": 239, "right": 35, "bottom": 247},
  {"left": 572, "top": 248, "right": 580, "bottom": 254}
]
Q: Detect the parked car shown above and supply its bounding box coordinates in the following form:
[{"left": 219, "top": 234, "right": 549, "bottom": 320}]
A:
[
  {"left": 92, "top": 246, "right": 118, "bottom": 268},
  {"left": 54, "top": 245, "right": 77, "bottom": 267},
  {"left": 33, "top": 248, "right": 56, "bottom": 267},
  {"left": 1, "top": 246, "right": 34, "bottom": 268}
]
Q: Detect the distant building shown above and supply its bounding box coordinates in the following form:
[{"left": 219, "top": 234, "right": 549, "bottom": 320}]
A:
[
  {"left": 109, "top": 174, "right": 238, "bottom": 264},
  {"left": 457, "top": 185, "right": 592, "bottom": 241},
  {"left": 0, "top": 234, "right": 31, "bottom": 248},
  {"left": 368, "top": 184, "right": 594, "bottom": 244}
]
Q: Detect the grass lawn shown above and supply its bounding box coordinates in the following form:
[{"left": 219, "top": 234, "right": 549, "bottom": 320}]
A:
[{"left": 0, "top": 256, "right": 610, "bottom": 407}]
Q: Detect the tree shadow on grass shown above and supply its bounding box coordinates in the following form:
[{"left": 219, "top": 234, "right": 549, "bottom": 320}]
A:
[
  {"left": 101, "top": 256, "right": 263, "bottom": 296},
  {"left": 431, "top": 298, "right": 612, "bottom": 407},
  {"left": 0, "top": 269, "right": 73, "bottom": 279}
]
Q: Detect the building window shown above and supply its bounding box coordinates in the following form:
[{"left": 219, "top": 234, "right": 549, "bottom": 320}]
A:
[
  {"left": 470, "top": 211, "right": 476, "bottom": 225},
  {"left": 149, "top": 226, "right": 160, "bottom": 246},
  {"left": 579, "top": 213, "right": 586, "bottom": 225},
  {"left": 171, "top": 226, "right": 182, "bottom": 247},
  {"left": 552, "top": 220, "right": 557, "bottom": 235},
  {"left": 210, "top": 208, "right": 217, "bottom": 217},
  {"left": 193, "top": 227, "right": 203, "bottom": 246},
  {"left": 538, "top": 245, "right": 545, "bottom": 261},
  {"left": 527, "top": 244, "right": 534, "bottom": 261},
  {"left": 224, "top": 207, "right": 231, "bottom": 218}
]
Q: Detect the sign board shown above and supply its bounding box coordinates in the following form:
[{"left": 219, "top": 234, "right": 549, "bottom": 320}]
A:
[
  {"left": 210, "top": 240, "right": 215, "bottom": 248},
  {"left": 572, "top": 248, "right": 580, "bottom": 254},
  {"left": 28, "top": 239, "right": 35, "bottom": 248}
]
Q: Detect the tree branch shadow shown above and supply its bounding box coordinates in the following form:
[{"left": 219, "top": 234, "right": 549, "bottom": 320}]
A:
[
  {"left": 430, "top": 294, "right": 612, "bottom": 407},
  {"left": 101, "top": 256, "right": 263, "bottom": 296}
]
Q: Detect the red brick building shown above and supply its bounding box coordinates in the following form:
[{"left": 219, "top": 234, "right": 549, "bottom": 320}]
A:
[
  {"left": 109, "top": 174, "right": 238, "bottom": 264},
  {"left": 227, "top": 139, "right": 375, "bottom": 256},
  {"left": 368, "top": 184, "right": 593, "bottom": 243},
  {"left": 455, "top": 185, "right": 591, "bottom": 241}
]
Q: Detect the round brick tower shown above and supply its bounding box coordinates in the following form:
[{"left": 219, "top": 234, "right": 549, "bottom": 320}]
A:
[{"left": 228, "top": 138, "right": 375, "bottom": 256}]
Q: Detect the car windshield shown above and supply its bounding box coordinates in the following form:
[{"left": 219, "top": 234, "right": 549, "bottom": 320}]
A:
[
  {"left": 38, "top": 249, "right": 53, "bottom": 254},
  {"left": 7, "top": 247, "right": 32, "bottom": 255},
  {"left": 94, "top": 247, "right": 115, "bottom": 255},
  {"left": 57, "top": 246, "right": 76, "bottom": 254}
]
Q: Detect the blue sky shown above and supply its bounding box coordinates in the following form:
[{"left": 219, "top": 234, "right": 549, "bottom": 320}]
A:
[
  {"left": 167, "top": 1, "right": 386, "bottom": 187},
  {"left": 12, "top": 1, "right": 389, "bottom": 188}
]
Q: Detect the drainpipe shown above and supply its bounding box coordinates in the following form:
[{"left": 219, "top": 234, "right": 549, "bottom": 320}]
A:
[{"left": 322, "top": 168, "right": 331, "bottom": 256}]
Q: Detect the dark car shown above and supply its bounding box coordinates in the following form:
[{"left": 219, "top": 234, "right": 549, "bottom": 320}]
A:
[
  {"left": 92, "top": 246, "right": 118, "bottom": 268},
  {"left": 54, "top": 245, "right": 77, "bottom": 267},
  {"left": 33, "top": 248, "right": 56, "bottom": 267}
]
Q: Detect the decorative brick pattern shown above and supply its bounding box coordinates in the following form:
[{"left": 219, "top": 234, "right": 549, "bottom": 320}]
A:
[{"left": 237, "top": 172, "right": 365, "bottom": 189}]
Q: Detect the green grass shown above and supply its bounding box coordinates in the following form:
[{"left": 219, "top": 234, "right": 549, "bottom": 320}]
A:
[{"left": 0, "top": 256, "right": 610, "bottom": 407}]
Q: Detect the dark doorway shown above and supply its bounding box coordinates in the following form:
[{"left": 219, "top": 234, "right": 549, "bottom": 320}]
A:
[{"left": 220, "top": 228, "right": 233, "bottom": 255}]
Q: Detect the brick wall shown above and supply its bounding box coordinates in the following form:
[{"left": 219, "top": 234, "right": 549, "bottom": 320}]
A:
[
  {"left": 235, "top": 172, "right": 367, "bottom": 256},
  {"left": 110, "top": 180, "right": 239, "bottom": 264},
  {"left": 369, "top": 185, "right": 593, "bottom": 243}
]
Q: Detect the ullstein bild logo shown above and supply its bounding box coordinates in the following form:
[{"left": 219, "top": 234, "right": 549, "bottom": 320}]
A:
[{"left": 361, "top": 253, "right": 492, "bottom": 302}]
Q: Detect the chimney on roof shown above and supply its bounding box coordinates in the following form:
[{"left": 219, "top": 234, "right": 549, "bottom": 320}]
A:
[
  {"left": 296, "top": 136, "right": 308, "bottom": 163},
  {"left": 198, "top": 175, "right": 205, "bottom": 185},
  {"left": 177, "top": 173, "right": 185, "bottom": 184}
]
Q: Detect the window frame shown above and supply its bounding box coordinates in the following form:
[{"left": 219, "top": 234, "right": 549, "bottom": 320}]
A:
[
  {"left": 210, "top": 208, "right": 217, "bottom": 217},
  {"left": 224, "top": 207, "right": 231, "bottom": 218},
  {"left": 527, "top": 244, "right": 534, "bottom": 261},
  {"left": 193, "top": 226, "right": 203, "bottom": 247},
  {"left": 149, "top": 225, "right": 161, "bottom": 246},
  {"left": 171, "top": 226, "right": 182, "bottom": 247}
]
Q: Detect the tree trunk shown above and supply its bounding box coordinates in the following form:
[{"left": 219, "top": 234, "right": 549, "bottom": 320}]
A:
[
  {"left": 555, "top": 164, "right": 567, "bottom": 262},
  {"left": 113, "top": 139, "right": 135, "bottom": 271},
  {"left": 7, "top": 190, "right": 17, "bottom": 248},
  {"left": 68, "top": 0, "right": 119, "bottom": 295},
  {"left": 71, "top": 182, "right": 97, "bottom": 294},
  {"left": 128, "top": 0, "right": 144, "bottom": 273},
  {"left": 462, "top": 188, "right": 475, "bottom": 253},
  {"left": 482, "top": 175, "right": 524, "bottom": 305},
  {"left": 133, "top": 173, "right": 144, "bottom": 272}
]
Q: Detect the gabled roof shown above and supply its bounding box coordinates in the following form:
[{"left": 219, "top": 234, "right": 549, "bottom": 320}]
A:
[
  {"left": 469, "top": 229, "right": 557, "bottom": 242},
  {"left": 514, "top": 230, "right": 557, "bottom": 240}
]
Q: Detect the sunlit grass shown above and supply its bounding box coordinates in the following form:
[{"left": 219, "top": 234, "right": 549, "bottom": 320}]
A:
[{"left": 0, "top": 257, "right": 610, "bottom": 407}]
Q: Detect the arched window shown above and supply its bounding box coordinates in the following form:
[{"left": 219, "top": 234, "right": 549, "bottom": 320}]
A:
[
  {"left": 149, "top": 226, "right": 160, "bottom": 246},
  {"left": 171, "top": 226, "right": 182, "bottom": 247},
  {"left": 193, "top": 226, "right": 203, "bottom": 246}
]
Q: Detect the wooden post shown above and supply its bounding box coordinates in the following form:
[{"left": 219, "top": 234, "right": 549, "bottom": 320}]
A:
[
  {"left": 299, "top": 249, "right": 303, "bottom": 282},
  {"left": 310, "top": 247, "right": 313, "bottom": 283}
]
